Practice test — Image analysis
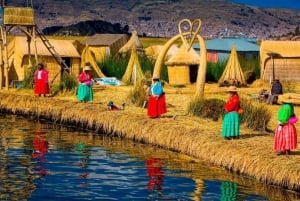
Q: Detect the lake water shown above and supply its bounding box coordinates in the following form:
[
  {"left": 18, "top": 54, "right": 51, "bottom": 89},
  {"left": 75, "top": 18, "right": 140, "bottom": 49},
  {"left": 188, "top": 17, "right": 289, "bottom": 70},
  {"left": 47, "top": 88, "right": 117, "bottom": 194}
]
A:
[{"left": 0, "top": 114, "right": 299, "bottom": 201}]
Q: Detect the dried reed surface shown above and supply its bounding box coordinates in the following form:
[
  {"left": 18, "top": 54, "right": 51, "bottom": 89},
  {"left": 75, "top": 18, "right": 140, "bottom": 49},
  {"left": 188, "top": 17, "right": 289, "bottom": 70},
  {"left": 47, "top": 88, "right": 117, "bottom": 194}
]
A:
[{"left": 1, "top": 81, "right": 300, "bottom": 192}]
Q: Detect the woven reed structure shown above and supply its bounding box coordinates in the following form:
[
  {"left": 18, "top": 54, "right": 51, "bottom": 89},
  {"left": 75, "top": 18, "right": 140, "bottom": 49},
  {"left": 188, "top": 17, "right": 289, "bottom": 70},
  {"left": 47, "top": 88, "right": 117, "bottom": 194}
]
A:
[
  {"left": 165, "top": 44, "right": 200, "bottom": 85},
  {"left": 260, "top": 40, "right": 300, "bottom": 82}
]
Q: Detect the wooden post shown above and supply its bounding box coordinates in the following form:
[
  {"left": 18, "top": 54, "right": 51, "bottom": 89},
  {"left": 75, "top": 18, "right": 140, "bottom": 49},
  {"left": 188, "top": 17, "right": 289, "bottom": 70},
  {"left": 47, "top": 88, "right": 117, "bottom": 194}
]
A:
[{"left": 0, "top": 37, "right": 3, "bottom": 90}]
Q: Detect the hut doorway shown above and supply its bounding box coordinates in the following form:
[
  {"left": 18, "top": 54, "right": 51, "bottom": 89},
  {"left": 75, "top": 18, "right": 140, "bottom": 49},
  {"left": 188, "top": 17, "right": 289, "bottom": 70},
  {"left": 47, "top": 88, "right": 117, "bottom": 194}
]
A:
[{"left": 190, "top": 65, "right": 198, "bottom": 84}]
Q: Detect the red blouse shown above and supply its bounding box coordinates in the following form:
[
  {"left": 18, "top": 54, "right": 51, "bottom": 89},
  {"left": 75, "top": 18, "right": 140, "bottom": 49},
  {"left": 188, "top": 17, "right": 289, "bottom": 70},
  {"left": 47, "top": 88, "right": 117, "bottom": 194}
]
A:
[{"left": 224, "top": 93, "right": 240, "bottom": 112}]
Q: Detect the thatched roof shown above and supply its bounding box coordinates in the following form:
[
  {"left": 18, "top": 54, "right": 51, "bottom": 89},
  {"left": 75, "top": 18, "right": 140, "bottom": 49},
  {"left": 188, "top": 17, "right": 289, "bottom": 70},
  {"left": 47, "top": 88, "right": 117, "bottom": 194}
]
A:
[
  {"left": 81, "top": 34, "right": 128, "bottom": 46},
  {"left": 3, "top": 7, "right": 35, "bottom": 25},
  {"left": 10, "top": 36, "right": 80, "bottom": 57},
  {"left": 260, "top": 40, "right": 300, "bottom": 81},
  {"left": 165, "top": 45, "right": 200, "bottom": 66},
  {"left": 118, "top": 30, "right": 143, "bottom": 54},
  {"left": 145, "top": 44, "right": 179, "bottom": 60}
]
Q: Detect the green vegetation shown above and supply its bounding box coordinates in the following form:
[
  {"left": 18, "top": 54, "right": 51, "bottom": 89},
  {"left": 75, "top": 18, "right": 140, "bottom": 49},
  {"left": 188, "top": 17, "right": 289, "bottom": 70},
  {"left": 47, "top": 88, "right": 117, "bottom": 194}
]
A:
[
  {"left": 187, "top": 96, "right": 272, "bottom": 131},
  {"left": 239, "top": 97, "right": 272, "bottom": 130}
]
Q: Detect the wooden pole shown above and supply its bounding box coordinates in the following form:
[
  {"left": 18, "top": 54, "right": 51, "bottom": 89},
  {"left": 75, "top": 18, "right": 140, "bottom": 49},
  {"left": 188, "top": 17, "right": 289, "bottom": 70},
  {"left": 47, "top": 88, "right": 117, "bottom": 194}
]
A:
[
  {"left": 0, "top": 30, "right": 3, "bottom": 90},
  {"left": 2, "top": 26, "right": 8, "bottom": 90}
]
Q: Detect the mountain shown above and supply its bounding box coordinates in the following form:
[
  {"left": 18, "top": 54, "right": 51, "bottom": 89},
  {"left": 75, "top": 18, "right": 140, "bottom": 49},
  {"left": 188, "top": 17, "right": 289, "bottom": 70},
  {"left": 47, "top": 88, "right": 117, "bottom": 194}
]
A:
[{"left": 3, "top": 0, "right": 300, "bottom": 39}]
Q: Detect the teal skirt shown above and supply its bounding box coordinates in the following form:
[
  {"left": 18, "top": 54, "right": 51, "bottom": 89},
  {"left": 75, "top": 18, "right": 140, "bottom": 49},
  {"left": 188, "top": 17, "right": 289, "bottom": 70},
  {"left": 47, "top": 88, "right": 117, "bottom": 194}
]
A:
[
  {"left": 77, "top": 83, "right": 93, "bottom": 102},
  {"left": 221, "top": 112, "right": 240, "bottom": 138}
]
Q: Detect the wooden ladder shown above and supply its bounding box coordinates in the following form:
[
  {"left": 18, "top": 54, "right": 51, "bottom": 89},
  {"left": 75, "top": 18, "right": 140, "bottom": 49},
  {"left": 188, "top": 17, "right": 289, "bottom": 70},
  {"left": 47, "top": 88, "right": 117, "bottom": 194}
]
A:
[{"left": 35, "top": 25, "right": 69, "bottom": 71}]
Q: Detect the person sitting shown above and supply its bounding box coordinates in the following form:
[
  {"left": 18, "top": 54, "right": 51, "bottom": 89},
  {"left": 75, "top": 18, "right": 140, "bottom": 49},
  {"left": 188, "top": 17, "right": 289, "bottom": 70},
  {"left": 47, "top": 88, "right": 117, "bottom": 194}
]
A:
[
  {"left": 266, "top": 79, "right": 283, "bottom": 104},
  {"left": 107, "top": 101, "right": 125, "bottom": 111}
]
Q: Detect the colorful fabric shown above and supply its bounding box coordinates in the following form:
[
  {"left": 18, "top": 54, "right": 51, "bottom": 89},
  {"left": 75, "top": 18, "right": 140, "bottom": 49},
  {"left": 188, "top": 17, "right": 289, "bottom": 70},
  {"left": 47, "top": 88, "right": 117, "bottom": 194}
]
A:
[
  {"left": 147, "top": 94, "right": 167, "bottom": 118},
  {"left": 77, "top": 71, "right": 93, "bottom": 102},
  {"left": 34, "top": 69, "right": 50, "bottom": 95},
  {"left": 222, "top": 112, "right": 240, "bottom": 137},
  {"left": 278, "top": 103, "right": 294, "bottom": 124},
  {"left": 274, "top": 123, "right": 298, "bottom": 151},
  {"left": 224, "top": 94, "right": 240, "bottom": 112},
  {"left": 77, "top": 83, "right": 93, "bottom": 102},
  {"left": 150, "top": 81, "right": 163, "bottom": 96}
]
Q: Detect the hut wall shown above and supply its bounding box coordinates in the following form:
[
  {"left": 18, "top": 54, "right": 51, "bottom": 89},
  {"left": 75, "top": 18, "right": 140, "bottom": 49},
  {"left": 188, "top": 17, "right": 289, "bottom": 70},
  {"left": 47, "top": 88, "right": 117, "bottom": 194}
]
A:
[
  {"left": 167, "top": 65, "right": 190, "bottom": 85},
  {"left": 262, "top": 58, "right": 300, "bottom": 82},
  {"left": 110, "top": 35, "right": 129, "bottom": 55},
  {"left": 70, "top": 58, "right": 81, "bottom": 76}
]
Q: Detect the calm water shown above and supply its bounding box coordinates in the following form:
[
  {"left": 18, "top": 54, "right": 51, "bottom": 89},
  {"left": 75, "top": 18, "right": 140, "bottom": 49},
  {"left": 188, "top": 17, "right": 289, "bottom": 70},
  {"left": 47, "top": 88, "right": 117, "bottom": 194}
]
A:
[{"left": 0, "top": 115, "right": 299, "bottom": 201}]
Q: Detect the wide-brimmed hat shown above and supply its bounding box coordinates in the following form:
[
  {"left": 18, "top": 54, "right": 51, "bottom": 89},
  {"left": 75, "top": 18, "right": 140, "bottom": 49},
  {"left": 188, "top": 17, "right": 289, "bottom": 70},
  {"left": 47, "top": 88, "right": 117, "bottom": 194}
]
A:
[
  {"left": 227, "top": 86, "right": 237, "bottom": 92},
  {"left": 83, "top": 66, "right": 92, "bottom": 71}
]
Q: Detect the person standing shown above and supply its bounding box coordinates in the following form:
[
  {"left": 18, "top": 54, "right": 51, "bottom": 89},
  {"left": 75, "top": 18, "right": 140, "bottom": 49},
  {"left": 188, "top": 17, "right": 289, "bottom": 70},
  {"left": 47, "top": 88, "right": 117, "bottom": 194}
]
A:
[
  {"left": 77, "top": 64, "right": 93, "bottom": 103},
  {"left": 222, "top": 86, "right": 241, "bottom": 140},
  {"left": 147, "top": 76, "right": 167, "bottom": 118},
  {"left": 34, "top": 63, "right": 50, "bottom": 97},
  {"left": 274, "top": 101, "right": 298, "bottom": 155}
]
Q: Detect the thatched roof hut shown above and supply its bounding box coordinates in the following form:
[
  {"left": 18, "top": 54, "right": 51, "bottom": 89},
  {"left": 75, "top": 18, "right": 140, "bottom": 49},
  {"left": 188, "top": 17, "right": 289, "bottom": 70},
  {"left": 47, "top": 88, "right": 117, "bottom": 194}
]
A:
[
  {"left": 80, "top": 34, "right": 128, "bottom": 78},
  {"left": 145, "top": 44, "right": 179, "bottom": 60},
  {"left": 7, "top": 36, "right": 81, "bottom": 84},
  {"left": 165, "top": 45, "right": 200, "bottom": 85},
  {"left": 118, "top": 31, "right": 144, "bottom": 56},
  {"left": 218, "top": 45, "right": 246, "bottom": 87},
  {"left": 260, "top": 40, "right": 300, "bottom": 82}
]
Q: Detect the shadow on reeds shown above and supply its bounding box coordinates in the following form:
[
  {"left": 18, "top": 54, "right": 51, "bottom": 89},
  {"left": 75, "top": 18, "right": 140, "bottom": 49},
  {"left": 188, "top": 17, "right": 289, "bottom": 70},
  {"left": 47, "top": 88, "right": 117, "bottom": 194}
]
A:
[{"left": 241, "top": 133, "right": 271, "bottom": 139}]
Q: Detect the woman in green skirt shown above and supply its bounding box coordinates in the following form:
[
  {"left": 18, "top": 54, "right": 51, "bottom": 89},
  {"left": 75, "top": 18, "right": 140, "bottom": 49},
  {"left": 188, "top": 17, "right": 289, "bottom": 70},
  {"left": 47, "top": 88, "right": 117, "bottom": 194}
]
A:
[
  {"left": 222, "top": 86, "right": 241, "bottom": 140},
  {"left": 77, "top": 64, "right": 94, "bottom": 103}
]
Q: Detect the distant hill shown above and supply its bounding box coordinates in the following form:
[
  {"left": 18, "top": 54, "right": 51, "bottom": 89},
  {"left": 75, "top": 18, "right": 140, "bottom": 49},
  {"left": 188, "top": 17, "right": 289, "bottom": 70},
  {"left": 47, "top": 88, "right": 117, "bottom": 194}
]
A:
[{"left": 3, "top": 0, "right": 300, "bottom": 39}]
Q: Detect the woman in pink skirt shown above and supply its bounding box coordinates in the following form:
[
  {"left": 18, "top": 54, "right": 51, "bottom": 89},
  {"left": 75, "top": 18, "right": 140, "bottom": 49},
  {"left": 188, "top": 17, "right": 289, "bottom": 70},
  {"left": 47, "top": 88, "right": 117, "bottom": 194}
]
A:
[{"left": 274, "top": 101, "right": 298, "bottom": 155}]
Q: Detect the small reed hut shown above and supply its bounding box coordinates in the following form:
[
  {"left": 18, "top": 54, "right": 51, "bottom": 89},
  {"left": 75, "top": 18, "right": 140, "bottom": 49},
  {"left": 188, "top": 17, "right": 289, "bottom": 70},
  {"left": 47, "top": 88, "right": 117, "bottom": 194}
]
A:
[
  {"left": 165, "top": 45, "right": 200, "bottom": 85},
  {"left": 260, "top": 40, "right": 300, "bottom": 82},
  {"left": 7, "top": 36, "right": 81, "bottom": 84},
  {"left": 118, "top": 30, "right": 144, "bottom": 56}
]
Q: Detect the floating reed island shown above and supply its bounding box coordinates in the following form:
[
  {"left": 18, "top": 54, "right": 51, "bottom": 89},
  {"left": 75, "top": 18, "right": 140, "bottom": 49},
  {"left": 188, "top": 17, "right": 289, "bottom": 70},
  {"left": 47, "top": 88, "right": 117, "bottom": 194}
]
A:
[{"left": 0, "top": 83, "right": 300, "bottom": 193}]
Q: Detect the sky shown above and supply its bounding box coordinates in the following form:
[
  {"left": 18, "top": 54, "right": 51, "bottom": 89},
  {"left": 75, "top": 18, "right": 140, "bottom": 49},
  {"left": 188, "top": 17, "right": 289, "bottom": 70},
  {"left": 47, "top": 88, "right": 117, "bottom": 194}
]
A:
[{"left": 229, "top": 0, "right": 300, "bottom": 10}]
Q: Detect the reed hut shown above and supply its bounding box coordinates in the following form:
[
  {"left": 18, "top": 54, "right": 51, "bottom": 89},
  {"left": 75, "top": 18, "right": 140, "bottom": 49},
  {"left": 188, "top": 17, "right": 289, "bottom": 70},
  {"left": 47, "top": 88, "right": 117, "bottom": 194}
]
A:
[
  {"left": 145, "top": 44, "right": 179, "bottom": 60},
  {"left": 118, "top": 30, "right": 144, "bottom": 56},
  {"left": 260, "top": 40, "right": 300, "bottom": 82},
  {"left": 121, "top": 47, "right": 145, "bottom": 84},
  {"left": 7, "top": 36, "right": 81, "bottom": 84},
  {"left": 218, "top": 45, "right": 246, "bottom": 87},
  {"left": 80, "top": 34, "right": 128, "bottom": 77},
  {"left": 165, "top": 45, "right": 200, "bottom": 85}
]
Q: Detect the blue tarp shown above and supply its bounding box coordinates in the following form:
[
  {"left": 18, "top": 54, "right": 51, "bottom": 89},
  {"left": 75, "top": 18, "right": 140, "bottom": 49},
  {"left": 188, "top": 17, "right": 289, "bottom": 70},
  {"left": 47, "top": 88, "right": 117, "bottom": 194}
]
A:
[{"left": 94, "top": 77, "right": 123, "bottom": 86}]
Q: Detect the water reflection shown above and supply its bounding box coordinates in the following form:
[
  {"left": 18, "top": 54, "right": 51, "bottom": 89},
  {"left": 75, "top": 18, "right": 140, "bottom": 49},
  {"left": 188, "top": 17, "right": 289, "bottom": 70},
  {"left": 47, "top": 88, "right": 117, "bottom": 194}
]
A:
[
  {"left": 146, "top": 158, "right": 164, "bottom": 197},
  {"left": 32, "top": 131, "right": 49, "bottom": 176},
  {"left": 0, "top": 115, "right": 299, "bottom": 200}
]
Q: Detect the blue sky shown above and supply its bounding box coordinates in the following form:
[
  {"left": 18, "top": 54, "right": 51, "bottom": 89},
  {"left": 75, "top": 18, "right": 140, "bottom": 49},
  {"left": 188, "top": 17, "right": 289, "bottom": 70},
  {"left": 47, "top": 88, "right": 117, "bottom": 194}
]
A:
[{"left": 229, "top": 0, "right": 300, "bottom": 9}]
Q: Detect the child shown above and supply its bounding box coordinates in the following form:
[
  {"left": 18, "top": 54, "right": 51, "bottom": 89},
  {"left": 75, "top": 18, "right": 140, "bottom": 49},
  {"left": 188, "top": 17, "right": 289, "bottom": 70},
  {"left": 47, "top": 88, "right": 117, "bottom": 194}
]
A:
[{"left": 107, "top": 101, "right": 125, "bottom": 111}]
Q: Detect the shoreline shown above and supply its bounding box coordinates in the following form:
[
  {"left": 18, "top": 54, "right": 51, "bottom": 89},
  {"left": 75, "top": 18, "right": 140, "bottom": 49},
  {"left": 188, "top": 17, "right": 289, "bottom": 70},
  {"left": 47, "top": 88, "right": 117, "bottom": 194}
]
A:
[{"left": 0, "top": 89, "right": 300, "bottom": 192}]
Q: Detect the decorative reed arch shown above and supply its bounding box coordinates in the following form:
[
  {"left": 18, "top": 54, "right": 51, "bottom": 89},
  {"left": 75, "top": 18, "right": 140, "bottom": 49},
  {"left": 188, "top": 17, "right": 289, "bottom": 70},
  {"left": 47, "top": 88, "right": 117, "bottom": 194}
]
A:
[{"left": 153, "top": 19, "right": 207, "bottom": 98}]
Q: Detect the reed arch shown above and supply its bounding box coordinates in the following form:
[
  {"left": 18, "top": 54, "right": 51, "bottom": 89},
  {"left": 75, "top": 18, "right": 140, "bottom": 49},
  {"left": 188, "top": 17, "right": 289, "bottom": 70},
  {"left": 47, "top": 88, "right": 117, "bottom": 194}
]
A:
[{"left": 153, "top": 19, "right": 207, "bottom": 98}]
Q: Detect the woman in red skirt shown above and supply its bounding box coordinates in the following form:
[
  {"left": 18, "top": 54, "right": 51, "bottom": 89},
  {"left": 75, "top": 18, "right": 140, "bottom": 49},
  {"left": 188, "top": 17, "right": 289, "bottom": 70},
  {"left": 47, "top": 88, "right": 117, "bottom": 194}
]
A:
[
  {"left": 147, "top": 76, "right": 167, "bottom": 118},
  {"left": 34, "top": 63, "right": 50, "bottom": 97},
  {"left": 274, "top": 101, "right": 298, "bottom": 155}
]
